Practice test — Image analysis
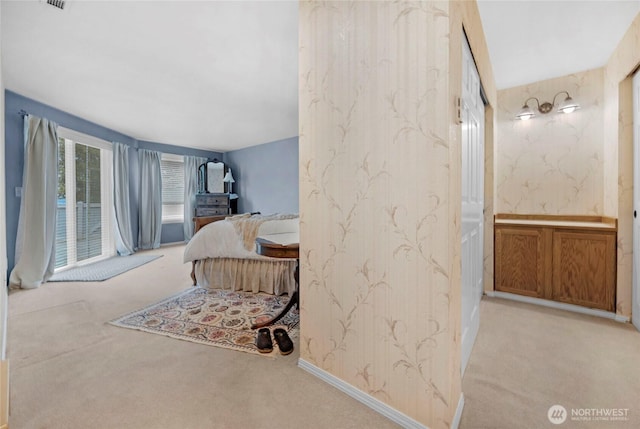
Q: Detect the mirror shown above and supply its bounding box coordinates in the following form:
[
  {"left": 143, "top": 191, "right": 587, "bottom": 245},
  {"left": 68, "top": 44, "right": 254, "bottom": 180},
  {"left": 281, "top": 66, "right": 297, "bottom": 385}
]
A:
[
  {"left": 197, "top": 159, "right": 225, "bottom": 194},
  {"left": 207, "top": 161, "right": 224, "bottom": 193}
]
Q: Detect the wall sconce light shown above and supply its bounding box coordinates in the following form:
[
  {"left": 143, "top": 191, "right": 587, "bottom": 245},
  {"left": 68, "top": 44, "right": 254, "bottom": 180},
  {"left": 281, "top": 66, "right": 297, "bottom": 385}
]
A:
[
  {"left": 516, "top": 91, "right": 580, "bottom": 120},
  {"left": 223, "top": 168, "right": 235, "bottom": 194}
]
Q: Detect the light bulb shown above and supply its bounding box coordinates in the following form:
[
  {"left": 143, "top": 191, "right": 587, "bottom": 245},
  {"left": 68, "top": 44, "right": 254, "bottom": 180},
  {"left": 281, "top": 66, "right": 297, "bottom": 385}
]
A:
[
  {"left": 558, "top": 96, "right": 579, "bottom": 114},
  {"left": 516, "top": 105, "right": 535, "bottom": 120}
]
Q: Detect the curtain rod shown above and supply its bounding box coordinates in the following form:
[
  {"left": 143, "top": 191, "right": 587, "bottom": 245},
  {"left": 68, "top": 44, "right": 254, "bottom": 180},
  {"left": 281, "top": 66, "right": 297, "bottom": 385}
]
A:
[{"left": 18, "top": 109, "right": 28, "bottom": 116}]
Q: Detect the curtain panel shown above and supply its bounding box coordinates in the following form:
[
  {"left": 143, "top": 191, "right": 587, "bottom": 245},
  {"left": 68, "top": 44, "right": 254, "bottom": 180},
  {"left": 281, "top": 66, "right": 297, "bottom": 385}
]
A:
[
  {"left": 9, "top": 115, "right": 59, "bottom": 289},
  {"left": 113, "top": 142, "right": 135, "bottom": 255},
  {"left": 183, "top": 156, "right": 207, "bottom": 241},
  {"left": 138, "top": 149, "right": 162, "bottom": 249}
]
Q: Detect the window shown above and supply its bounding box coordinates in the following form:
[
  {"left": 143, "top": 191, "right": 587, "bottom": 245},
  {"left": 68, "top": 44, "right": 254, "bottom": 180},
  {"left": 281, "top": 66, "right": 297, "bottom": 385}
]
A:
[
  {"left": 55, "top": 128, "right": 115, "bottom": 270},
  {"left": 161, "top": 153, "right": 184, "bottom": 223}
]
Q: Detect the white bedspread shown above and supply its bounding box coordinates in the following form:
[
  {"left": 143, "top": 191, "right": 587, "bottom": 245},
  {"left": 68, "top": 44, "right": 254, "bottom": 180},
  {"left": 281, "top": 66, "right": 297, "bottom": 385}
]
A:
[{"left": 183, "top": 214, "right": 299, "bottom": 263}]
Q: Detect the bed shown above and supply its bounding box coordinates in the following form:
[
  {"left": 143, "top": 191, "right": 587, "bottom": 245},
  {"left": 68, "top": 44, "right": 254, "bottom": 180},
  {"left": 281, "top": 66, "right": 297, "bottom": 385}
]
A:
[{"left": 183, "top": 213, "right": 299, "bottom": 296}]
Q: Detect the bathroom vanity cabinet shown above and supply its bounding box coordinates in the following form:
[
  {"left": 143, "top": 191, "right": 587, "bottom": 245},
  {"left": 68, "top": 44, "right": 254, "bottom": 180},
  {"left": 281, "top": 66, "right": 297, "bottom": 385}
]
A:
[{"left": 494, "top": 214, "right": 617, "bottom": 312}]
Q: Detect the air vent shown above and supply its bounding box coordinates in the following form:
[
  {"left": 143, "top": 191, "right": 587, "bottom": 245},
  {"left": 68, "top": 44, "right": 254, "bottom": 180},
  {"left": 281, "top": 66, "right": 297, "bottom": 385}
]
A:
[{"left": 46, "top": 0, "right": 65, "bottom": 10}]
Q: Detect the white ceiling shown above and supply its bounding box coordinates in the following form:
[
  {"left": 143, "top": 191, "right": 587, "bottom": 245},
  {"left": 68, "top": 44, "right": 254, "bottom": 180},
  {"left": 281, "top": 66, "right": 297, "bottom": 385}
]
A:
[
  {"left": 1, "top": 0, "right": 299, "bottom": 152},
  {"left": 477, "top": 0, "right": 640, "bottom": 90},
  {"left": 2, "top": 1, "right": 639, "bottom": 152}
]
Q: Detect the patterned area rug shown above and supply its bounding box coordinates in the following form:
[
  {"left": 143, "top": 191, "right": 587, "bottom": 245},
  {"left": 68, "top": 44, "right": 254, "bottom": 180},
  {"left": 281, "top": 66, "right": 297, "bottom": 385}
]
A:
[
  {"left": 109, "top": 287, "right": 298, "bottom": 355},
  {"left": 49, "top": 255, "right": 162, "bottom": 282}
]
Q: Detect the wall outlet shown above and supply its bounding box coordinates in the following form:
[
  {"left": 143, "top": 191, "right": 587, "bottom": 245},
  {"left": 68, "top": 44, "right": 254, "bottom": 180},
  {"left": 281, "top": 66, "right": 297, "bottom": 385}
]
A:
[{"left": 15, "top": 187, "right": 22, "bottom": 198}]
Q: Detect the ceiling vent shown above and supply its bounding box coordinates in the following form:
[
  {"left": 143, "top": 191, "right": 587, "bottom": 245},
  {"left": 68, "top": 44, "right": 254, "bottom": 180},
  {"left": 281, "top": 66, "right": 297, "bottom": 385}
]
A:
[{"left": 46, "top": 0, "right": 65, "bottom": 10}]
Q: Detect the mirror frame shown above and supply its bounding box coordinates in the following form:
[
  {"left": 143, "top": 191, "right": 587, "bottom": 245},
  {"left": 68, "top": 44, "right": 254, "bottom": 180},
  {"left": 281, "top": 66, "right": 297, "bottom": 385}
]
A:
[{"left": 197, "top": 159, "right": 226, "bottom": 194}]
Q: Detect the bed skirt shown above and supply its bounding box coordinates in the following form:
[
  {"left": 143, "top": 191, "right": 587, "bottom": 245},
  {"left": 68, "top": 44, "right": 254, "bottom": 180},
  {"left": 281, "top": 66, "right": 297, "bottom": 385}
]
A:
[{"left": 193, "top": 257, "right": 297, "bottom": 296}]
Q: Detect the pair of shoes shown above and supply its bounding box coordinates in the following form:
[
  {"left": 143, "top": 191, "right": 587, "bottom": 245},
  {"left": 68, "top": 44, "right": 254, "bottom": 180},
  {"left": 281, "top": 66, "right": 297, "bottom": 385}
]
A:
[
  {"left": 255, "top": 328, "right": 273, "bottom": 353},
  {"left": 273, "top": 328, "right": 294, "bottom": 355},
  {"left": 254, "top": 328, "right": 294, "bottom": 355}
]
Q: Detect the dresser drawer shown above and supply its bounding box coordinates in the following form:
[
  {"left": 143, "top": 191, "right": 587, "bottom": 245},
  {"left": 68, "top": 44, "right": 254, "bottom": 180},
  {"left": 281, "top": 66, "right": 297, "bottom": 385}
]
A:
[
  {"left": 196, "top": 194, "right": 229, "bottom": 206},
  {"left": 195, "top": 207, "right": 229, "bottom": 216}
]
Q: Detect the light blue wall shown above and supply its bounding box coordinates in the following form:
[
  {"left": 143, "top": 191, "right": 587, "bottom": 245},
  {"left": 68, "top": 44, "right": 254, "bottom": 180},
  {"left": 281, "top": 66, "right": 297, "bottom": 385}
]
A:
[
  {"left": 223, "top": 137, "right": 298, "bottom": 215},
  {"left": 4, "top": 90, "right": 221, "bottom": 271}
]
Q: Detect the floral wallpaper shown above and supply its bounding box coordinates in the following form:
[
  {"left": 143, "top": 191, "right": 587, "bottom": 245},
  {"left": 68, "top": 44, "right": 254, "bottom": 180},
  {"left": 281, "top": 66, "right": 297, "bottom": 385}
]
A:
[
  {"left": 496, "top": 68, "right": 605, "bottom": 215},
  {"left": 615, "top": 78, "right": 633, "bottom": 317},
  {"left": 603, "top": 13, "right": 640, "bottom": 318},
  {"left": 493, "top": 9, "right": 640, "bottom": 319},
  {"left": 299, "top": 1, "right": 496, "bottom": 427}
]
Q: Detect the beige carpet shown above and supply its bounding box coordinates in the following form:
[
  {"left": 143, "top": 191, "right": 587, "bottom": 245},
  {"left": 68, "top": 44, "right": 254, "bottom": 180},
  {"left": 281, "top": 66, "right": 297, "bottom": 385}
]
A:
[
  {"left": 7, "top": 244, "right": 640, "bottom": 428},
  {"left": 7, "top": 245, "right": 399, "bottom": 429},
  {"left": 460, "top": 297, "right": 640, "bottom": 429}
]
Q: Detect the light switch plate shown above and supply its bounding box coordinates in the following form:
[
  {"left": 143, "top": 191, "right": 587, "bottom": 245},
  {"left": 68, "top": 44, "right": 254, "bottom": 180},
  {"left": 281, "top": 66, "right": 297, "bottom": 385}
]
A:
[{"left": 15, "top": 187, "right": 22, "bottom": 198}]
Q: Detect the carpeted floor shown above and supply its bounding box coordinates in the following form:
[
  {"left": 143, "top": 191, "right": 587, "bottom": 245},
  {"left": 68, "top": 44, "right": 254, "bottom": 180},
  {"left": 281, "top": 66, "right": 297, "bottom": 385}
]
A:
[
  {"left": 48, "top": 254, "right": 162, "bottom": 282},
  {"left": 7, "top": 245, "right": 399, "bottom": 429},
  {"left": 6, "top": 244, "right": 640, "bottom": 428},
  {"left": 110, "top": 287, "right": 298, "bottom": 355},
  {"left": 459, "top": 297, "right": 640, "bottom": 429}
]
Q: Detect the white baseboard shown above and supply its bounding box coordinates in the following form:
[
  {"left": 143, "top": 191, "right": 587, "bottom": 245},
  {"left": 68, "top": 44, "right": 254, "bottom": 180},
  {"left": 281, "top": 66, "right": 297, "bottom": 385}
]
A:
[
  {"left": 298, "top": 358, "right": 429, "bottom": 429},
  {"left": 615, "top": 313, "right": 631, "bottom": 323},
  {"left": 159, "top": 241, "right": 185, "bottom": 248},
  {"left": 485, "top": 291, "right": 630, "bottom": 323},
  {"left": 452, "top": 393, "right": 464, "bottom": 429},
  {"left": 0, "top": 360, "right": 8, "bottom": 429}
]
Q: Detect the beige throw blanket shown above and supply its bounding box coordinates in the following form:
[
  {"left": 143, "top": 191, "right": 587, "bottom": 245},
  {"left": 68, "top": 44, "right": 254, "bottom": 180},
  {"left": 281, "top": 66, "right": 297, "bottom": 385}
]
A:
[{"left": 228, "top": 213, "right": 299, "bottom": 251}]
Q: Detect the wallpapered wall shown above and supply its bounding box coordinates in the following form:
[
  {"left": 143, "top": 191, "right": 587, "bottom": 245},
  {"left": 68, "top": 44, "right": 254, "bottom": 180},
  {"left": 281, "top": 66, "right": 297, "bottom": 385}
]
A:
[
  {"left": 299, "top": 1, "right": 496, "bottom": 427},
  {"left": 496, "top": 68, "right": 605, "bottom": 215},
  {"left": 493, "top": 10, "right": 640, "bottom": 319},
  {"left": 603, "top": 12, "right": 640, "bottom": 317}
]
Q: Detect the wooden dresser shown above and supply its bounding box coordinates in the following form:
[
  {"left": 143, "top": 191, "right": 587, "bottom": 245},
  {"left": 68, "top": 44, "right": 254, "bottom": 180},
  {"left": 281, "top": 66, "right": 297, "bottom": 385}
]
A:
[
  {"left": 195, "top": 193, "right": 230, "bottom": 216},
  {"left": 494, "top": 214, "right": 617, "bottom": 311}
]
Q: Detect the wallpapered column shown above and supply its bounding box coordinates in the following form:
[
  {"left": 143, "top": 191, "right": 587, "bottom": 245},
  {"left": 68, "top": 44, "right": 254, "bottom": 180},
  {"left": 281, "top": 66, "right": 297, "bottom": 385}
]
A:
[
  {"left": 616, "top": 78, "right": 633, "bottom": 317},
  {"left": 604, "top": 12, "right": 640, "bottom": 318},
  {"left": 299, "top": 2, "right": 460, "bottom": 427}
]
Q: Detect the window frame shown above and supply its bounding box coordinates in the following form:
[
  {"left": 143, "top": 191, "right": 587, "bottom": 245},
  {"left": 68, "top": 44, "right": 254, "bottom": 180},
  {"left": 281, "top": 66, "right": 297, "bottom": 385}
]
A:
[
  {"left": 55, "top": 127, "right": 115, "bottom": 271},
  {"left": 160, "top": 153, "right": 185, "bottom": 224}
]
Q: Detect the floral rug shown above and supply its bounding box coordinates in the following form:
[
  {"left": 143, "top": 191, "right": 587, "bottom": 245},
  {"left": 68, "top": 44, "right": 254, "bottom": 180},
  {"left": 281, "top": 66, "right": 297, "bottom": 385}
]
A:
[{"left": 109, "top": 287, "right": 298, "bottom": 355}]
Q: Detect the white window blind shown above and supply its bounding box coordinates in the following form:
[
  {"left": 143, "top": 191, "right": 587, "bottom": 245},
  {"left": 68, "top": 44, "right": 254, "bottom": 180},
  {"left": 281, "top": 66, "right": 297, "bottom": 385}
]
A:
[{"left": 161, "top": 154, "right": 184, "bottom": 223}]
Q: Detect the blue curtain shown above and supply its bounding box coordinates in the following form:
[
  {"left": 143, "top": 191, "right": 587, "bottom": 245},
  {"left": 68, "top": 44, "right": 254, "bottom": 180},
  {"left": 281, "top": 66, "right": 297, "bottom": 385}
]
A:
[
  {"left": 113, "top": 142, "right": 135, "bottom": 255},
  {"left": 9, "top": 115, "right": 58, "bottom": 288},
  {"left": 138, "top": 149, "right": 162, "bottom": 249},
  {"left": 183, "top": 155, "right": 207, "bottom": 241}
]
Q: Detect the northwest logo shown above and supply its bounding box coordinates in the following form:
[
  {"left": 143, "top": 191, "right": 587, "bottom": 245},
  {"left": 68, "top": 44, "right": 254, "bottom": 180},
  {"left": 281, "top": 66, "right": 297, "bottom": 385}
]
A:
[{"left": 548, "top": 405, "right": 567, "bottom": 425}]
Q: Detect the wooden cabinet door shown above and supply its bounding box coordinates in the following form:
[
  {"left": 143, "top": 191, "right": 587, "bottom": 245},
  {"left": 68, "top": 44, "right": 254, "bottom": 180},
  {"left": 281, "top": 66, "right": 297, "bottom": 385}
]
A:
[
  {"left": 495, "top": 226, "right": 547, "bottom": 298},
  {"left": 552, "top": 230, "right": 616, "bottom": 311}
]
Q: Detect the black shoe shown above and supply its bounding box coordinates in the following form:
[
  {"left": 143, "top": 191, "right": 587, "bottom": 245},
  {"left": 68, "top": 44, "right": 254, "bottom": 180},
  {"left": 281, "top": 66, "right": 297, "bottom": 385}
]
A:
[
  {"left": 273, "top": 328, "right": 293, "bottom": 355},
  {"left": 255, "top": 328, "right": 273, "bottom": 353}
]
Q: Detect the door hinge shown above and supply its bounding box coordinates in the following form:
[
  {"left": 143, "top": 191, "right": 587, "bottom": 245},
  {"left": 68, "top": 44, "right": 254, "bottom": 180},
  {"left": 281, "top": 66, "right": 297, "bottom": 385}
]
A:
[{"left": 456, "top": 96, "right": 463, "bottom": 125}]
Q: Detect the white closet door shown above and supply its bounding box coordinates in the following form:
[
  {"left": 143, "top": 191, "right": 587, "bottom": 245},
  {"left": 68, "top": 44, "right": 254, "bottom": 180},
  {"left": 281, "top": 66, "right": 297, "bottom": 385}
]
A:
[{"left": 461, "top": 36, "right": 485, "bottom": 373}]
